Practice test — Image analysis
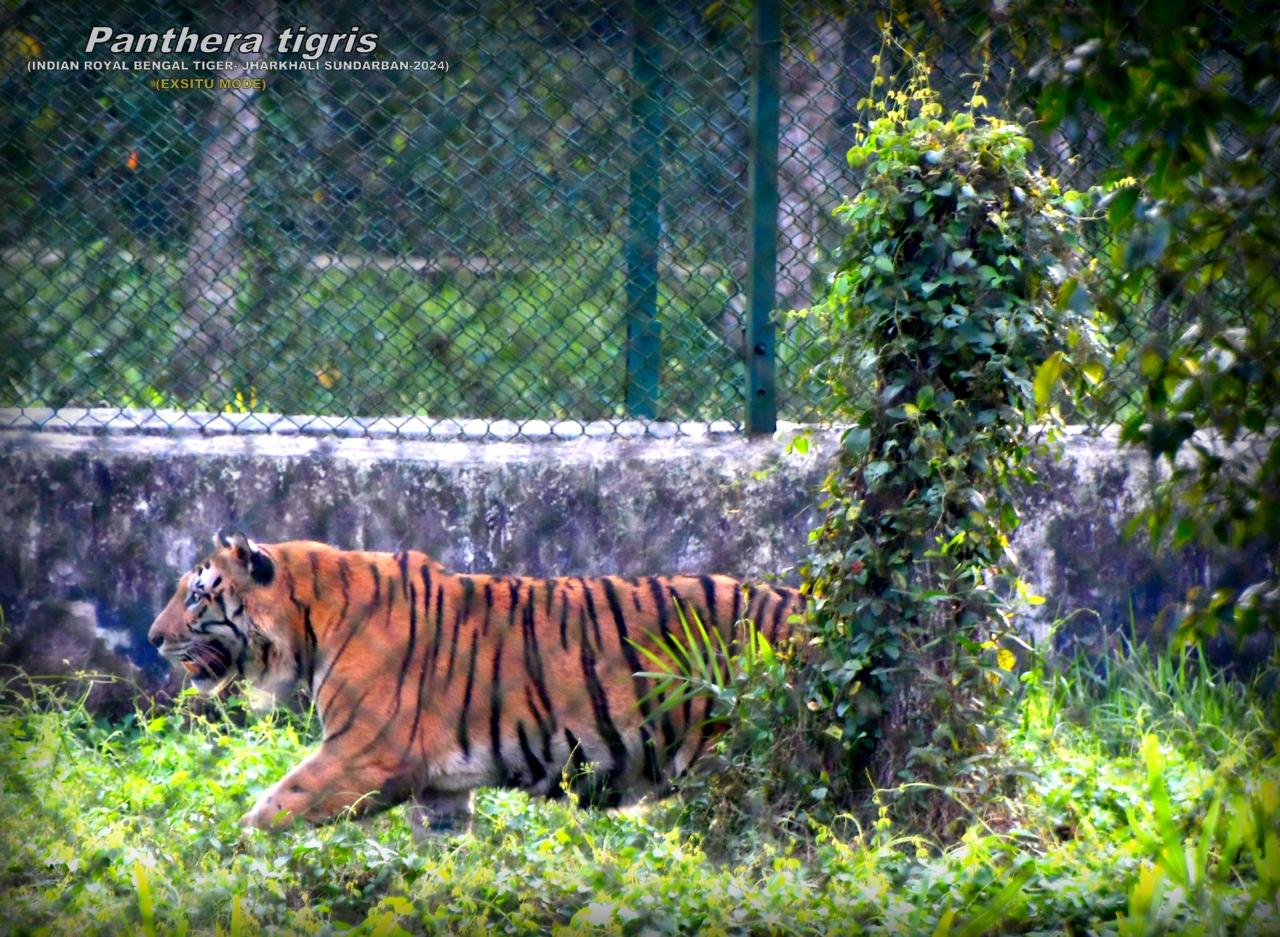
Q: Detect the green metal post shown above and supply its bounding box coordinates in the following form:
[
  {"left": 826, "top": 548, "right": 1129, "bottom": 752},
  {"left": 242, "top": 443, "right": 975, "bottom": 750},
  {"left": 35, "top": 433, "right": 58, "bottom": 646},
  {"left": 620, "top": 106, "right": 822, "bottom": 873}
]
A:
[
  {"left": 746, "top": 0, "right": 781, "bottom": 434},
  {"left": 624, "top": 2, "right": 664, "bottom": 419}
]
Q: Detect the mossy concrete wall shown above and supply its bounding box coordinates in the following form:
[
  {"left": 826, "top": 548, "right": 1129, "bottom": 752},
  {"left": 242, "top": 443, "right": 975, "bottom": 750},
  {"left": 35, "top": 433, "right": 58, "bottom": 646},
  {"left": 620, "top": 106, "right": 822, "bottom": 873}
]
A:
[{"left": 0, "top": 426, "right": 1237, "bottom": 699}]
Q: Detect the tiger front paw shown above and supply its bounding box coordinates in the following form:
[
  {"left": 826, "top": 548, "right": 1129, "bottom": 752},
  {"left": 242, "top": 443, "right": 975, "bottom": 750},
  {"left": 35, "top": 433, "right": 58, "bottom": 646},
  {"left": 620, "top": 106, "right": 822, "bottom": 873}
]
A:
[{"left": 240, "top": 793, "right": 296, "bottom": 831}]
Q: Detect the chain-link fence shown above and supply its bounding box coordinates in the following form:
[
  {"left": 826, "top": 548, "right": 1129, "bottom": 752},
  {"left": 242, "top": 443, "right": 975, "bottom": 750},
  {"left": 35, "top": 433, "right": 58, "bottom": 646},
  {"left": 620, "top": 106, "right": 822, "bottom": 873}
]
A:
[{"left": 0, "top": 1, "right": 1264, "bottom": 439}]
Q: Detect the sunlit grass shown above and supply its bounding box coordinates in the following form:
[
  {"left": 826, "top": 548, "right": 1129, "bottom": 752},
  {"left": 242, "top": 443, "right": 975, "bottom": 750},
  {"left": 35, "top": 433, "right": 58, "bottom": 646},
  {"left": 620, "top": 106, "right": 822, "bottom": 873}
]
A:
[{"left": 0, "top": 644, "right": 1276, "bottom": 935}]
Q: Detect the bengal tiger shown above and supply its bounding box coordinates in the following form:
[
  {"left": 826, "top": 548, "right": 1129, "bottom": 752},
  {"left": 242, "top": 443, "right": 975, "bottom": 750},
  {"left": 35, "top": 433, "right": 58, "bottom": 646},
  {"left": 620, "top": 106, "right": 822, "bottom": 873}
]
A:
[{"left": 147, "top": 532, "right": 805, "bottom": 832}]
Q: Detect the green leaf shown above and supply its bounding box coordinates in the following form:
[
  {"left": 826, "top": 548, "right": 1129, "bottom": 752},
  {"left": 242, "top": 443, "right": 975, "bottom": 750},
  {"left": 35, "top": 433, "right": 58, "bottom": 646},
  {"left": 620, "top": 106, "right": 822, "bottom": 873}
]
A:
[
  {"left": 133, "top": 863, "right": 154, "bottom": 937},
  {"left": 864, "top": 460, "right": 891, "bottom": 484},
  {"left": 1061, "top": 190, "right": 1087, "bottom": 215},
  {"left": 1107, "top": 186, "right": 1139, "bottom": 226},
  {"left": 842, "top": 426, "right": 870, "bottom": 455},
  {"left": 1033, "top": 351, "right": 1066, "bottom": 409}
]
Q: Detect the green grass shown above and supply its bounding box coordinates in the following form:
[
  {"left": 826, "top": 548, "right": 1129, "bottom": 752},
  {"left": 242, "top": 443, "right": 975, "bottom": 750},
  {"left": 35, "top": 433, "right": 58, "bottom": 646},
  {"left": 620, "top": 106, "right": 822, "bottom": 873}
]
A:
[{"left": 0, "top": 644, "right": 1276, "bottom": 936}]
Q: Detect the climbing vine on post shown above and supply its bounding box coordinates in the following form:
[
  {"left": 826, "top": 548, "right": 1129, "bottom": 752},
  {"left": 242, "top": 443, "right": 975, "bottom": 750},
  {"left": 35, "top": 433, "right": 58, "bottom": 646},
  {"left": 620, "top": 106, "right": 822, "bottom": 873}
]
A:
[{"left": 798, "top": 51, "right": 1104, "bottom": 815}]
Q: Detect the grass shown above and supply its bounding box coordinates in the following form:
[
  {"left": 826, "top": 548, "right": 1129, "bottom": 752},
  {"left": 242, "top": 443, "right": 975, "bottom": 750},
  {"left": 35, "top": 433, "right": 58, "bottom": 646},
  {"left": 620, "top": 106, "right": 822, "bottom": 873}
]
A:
[{"left": 0, "top": 643, "right": 1276, "bottom": 936}]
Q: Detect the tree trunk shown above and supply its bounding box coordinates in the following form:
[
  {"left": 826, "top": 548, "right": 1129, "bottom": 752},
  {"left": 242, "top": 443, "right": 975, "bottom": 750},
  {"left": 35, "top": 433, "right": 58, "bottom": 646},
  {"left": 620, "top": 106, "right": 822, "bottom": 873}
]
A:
[{"left": 173, "top": 0, "right": 276, "bottom": 405}]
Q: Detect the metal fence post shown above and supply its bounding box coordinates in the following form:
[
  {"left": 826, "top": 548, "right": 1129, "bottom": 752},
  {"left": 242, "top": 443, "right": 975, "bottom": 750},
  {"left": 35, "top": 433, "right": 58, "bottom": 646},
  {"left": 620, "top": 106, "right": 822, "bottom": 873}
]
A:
[
  {"left": 624, "top": 2, "right": 664, "bottom": 419},
  {"left": 746, "top": 0, "right": 781, "bottom": 434}
]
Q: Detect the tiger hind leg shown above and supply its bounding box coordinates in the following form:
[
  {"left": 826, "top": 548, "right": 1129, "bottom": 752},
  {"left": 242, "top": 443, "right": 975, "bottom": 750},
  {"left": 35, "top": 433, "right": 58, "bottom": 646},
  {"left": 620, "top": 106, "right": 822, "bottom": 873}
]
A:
[{"left": 407, "top": 788, "right": 474, "bottom": 840}]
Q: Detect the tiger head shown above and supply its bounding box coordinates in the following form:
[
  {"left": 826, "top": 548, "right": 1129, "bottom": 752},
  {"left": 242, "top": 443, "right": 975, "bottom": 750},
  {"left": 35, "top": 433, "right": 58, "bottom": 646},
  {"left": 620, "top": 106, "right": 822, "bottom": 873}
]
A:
[{"left": 148, "top": 530, "right": 287, "bottom": 698}]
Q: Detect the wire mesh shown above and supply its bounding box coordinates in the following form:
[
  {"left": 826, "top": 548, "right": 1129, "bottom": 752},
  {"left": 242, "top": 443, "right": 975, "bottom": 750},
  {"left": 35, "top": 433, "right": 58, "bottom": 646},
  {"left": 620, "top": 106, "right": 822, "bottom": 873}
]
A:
[{"left": 0, "top": 2, "right": 1268, "bottom": 438}]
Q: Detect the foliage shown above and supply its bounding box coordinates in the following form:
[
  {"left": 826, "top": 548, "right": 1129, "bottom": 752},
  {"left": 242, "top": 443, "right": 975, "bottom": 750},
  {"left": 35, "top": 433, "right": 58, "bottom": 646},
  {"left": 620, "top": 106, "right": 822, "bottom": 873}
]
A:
[
  {"left": 795, "top": 46, "right": 1104, "bottom": 817},
  {"left": 1013, "top": 0, "right": 1280, "bottom": 649},
  {"left": 0, "top": 238, "right": 743, "bottom": 422},
  {"left": 1, "top": 641, "right": 1276, "bottom": 935}
]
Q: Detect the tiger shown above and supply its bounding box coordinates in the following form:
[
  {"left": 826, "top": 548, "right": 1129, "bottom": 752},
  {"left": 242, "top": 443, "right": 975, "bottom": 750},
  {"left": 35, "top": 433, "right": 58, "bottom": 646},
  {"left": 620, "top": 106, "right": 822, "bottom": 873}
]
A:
[{"left": 147, "top": 531, "right": 805, "bottom": 832}]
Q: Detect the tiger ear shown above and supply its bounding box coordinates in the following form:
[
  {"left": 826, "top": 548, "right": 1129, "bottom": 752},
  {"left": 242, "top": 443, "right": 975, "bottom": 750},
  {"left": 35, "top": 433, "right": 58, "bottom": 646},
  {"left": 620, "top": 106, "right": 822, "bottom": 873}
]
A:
[{"left": 215, "top": 529, "right": 275, "bottom": 586}]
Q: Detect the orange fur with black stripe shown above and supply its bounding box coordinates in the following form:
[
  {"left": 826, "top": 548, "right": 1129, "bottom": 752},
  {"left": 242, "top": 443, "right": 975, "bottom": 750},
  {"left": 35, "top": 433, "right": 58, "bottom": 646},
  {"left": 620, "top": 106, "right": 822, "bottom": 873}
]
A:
[{"left": 148, "top": 532, "right": 804, "bottom": 831}]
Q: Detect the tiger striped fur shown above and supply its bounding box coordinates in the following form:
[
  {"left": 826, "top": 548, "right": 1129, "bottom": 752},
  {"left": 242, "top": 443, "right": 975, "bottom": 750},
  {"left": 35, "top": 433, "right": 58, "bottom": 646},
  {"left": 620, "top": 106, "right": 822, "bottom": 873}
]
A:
[{"left": 147, "top": 532, "right": 805, "bottom": 831}]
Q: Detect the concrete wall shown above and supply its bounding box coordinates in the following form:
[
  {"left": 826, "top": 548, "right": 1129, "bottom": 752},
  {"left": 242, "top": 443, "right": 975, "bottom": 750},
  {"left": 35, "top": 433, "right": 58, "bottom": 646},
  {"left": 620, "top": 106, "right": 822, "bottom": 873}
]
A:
[{"left": 0, "top": 423, "right": 1240, "bottom": 700}]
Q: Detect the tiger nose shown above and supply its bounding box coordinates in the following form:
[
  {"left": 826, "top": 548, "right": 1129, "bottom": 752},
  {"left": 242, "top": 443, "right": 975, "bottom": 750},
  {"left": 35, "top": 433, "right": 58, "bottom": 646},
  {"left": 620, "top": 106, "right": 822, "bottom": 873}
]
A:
[{"left": 148, "top": 629, "right": 164, "bottom": 649}]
